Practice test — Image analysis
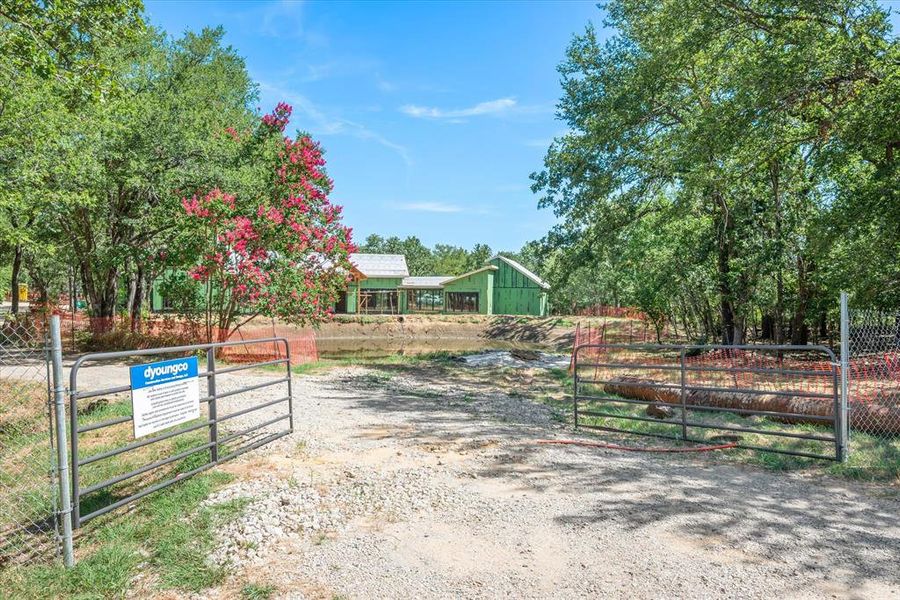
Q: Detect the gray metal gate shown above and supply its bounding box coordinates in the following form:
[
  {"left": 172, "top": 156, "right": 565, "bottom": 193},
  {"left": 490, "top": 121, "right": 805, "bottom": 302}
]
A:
[
  {"left": 68, "top": 338, "right": 294, "bottom": 528},
  {"left": 572, "top": 343, "right": 845, "bottom": 461},
  {"left": 0, "top": 315, "right": 60, "bottom": 566}
]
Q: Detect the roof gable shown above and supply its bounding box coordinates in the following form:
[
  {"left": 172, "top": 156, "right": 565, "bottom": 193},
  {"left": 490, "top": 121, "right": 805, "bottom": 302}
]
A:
[{"left": 488, "top": 254, "right": 549, "bottom": 289}]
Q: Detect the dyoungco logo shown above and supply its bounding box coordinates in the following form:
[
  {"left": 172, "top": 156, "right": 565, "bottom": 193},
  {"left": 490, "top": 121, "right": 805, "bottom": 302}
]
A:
[{"left": 143, "top": 362, "right": 189, "bottom": 382}]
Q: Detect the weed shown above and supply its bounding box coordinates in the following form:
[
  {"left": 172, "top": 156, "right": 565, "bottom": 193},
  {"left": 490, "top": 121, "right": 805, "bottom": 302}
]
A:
[
  {"left": 0, "top": 466, "right": 243, "bottom": 598},
  {"left": 242, "top": 583, "right": 277, "bottom": 600}
]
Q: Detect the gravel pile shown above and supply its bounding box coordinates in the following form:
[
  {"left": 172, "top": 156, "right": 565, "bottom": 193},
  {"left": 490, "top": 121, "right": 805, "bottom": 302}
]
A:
[
  {"left": 204, "top": 462, "right": 466, "bottom": 568},
  {"left": 456, "top": 350, "right": 570, "bottom": 370},
  {"left": 383, "top": 371, "right": 558, "bottom": 427}
]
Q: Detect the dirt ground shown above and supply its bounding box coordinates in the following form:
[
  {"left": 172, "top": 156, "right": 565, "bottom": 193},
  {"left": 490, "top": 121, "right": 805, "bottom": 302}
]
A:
[{"left": 77, "top": 360, "right": 896, "bottom": 600}]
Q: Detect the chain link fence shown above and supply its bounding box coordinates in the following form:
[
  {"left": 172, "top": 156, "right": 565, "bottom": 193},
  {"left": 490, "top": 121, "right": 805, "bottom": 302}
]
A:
[
  {"left": 0, "top": 314, "right": 60, "bottom": 568},
  {"left": 846, "top": 305, "right": 900, "bottom": 466}
]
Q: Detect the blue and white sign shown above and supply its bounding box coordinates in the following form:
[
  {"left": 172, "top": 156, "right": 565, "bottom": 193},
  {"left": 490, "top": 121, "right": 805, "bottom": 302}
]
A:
[{"left": 129, "top": 357, "right": 201, "bottom": 438}]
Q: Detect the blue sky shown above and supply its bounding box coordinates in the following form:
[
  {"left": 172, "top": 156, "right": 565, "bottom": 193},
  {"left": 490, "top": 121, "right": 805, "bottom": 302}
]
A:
[
  {"left": 144, "top": 1, "right": 899, "bottom": 253},
  {"left": 144, "top": 0, "right": 600, "bottom": 252}
]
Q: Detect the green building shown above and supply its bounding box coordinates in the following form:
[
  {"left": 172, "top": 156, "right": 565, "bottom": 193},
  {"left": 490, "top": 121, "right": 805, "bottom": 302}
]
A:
[
  {"left": 152, "top": 253, "right": 549, "bottom": 316},
  {"left": 337, "top": 253, "right": 549, "bottom": 316}
]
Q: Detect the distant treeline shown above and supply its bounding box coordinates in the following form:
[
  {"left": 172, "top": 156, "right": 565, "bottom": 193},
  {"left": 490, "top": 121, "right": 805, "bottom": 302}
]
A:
[{"left": 358, "top": 234, "right": 536, "bottom": 278}]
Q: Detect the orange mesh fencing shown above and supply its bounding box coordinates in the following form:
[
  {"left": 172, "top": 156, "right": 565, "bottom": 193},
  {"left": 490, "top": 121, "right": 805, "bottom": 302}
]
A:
[{"left": 52, "top": 310, "right": 318, "bottom": 366}]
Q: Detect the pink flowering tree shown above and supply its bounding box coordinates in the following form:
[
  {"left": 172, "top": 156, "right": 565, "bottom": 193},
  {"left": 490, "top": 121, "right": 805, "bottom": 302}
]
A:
[{"left": 172, "top": 102, "right": 356, "bottom": 342}]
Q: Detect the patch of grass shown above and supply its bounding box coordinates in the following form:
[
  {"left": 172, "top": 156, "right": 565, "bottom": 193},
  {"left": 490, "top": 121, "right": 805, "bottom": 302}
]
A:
[
  {"left": 0, "top": 462, "right": 244, "bottom": 598},
  {"left": 362, "top": 371, "right": 393, "bottom": 385},
  {"left": 242, "top": 583, "right": 277, "bottom": 600},
  {"left": 827, "top": 433, "right": 900, "bottom": 481},
  {"left": 571, "top": 384, "right": 900, "bottom": 481}
]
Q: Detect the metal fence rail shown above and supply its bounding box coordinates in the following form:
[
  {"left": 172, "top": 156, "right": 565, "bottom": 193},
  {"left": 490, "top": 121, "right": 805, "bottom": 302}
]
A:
[
  {"left": 69, "top": 337, "right": 294, "bottom": 528},
  {"left": 0, "top": 315, "right": 59, "bottom": 567},
  {"left": 573, "top": 343, "right": 844, "bottom": 461}
]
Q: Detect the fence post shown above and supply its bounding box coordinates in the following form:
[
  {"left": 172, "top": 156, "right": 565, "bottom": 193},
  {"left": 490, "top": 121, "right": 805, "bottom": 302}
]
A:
[
  {"left": 50, "top": 315, "right": 75, "bottom": 567},
  {"left": 679, "top": 347, "right": 688, "bottom": 442},
  {"left": 572, "top": 346, "right": 580, "bottom": 429},
  {"left": 839, "top": 292, "right": 850, "bottom": 461},
  {"left": 207, "top": 348, "right": 218, "bottom": 463}
]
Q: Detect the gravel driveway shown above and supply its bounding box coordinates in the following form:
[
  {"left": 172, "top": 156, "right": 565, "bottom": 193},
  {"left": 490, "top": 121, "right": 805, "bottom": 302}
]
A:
[{"left": 68, "top": 361, "right": 900, "bottom": 599}]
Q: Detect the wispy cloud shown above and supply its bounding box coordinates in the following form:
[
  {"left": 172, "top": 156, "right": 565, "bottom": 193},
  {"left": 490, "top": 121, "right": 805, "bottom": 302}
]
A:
[
  {"left": 400, "top": 97, "right": 517, "bottom": 119},
  {"left": 258, "top": 81, "right": 412, "bottom": 167},
  {"left": 374, "top": 73, "right": 396, "bottom": 92},
  {"left": 394, "top": 202, "right": 463, "bottom": 213},
  {"left": 259, "top": 0, "right": 327, "bottom": 45}
]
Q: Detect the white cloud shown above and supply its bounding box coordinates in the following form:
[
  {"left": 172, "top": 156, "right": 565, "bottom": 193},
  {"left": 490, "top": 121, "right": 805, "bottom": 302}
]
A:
[
  {"left": 394, "top": 202, "right": 463, "bottom": 213},
  {"left": 375, "top": 73, "right": 396, "bottom": 92},
  {"left": 400, "top": 97, "right": 517, "bottom": 119},
  {"left": 257, "top": 81, "right": 412, "bottom": 167}
]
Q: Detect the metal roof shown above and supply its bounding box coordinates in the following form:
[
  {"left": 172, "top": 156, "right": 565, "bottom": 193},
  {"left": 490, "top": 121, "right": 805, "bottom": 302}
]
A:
[
  {"left": 488, "top": 254, "right": 550, "bottom": 289},
  {"left": 349, "top": 253, "right": 409, "bottom": 278},
  {"left": 399, "top": 276, "right": 454, "bottom": 289}
]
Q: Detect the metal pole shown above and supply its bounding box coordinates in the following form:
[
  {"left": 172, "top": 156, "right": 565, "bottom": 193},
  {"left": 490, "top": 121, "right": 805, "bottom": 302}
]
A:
[
  {"left": 207, "top": 348, "right": 218, "bottom": 463},
  {"left": 285, "top": 340, "right": 294, "bottom": 433},
  {"left": 573, "top": 346, "right": 580, "bottom": 429},
  {"left": 839, "top": 291, "right": 850, "bottom": 460},
  {"left": 680, "top": 347, "right": 688, "bottom": 441},
  {"left": 50, "top": 315, "right": 75, "bottom": 567}
]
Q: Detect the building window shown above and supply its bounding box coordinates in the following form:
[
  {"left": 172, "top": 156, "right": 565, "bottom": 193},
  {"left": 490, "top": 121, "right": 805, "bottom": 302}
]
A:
[
  {"left": 407, "top": 289, "right": 443, "bottom": 312},
  {"left": 446, "top": 292, "right": 479, "bottom": 313},
  {"left": 359, "top": 289, "right": 399, "bottom": 314}
]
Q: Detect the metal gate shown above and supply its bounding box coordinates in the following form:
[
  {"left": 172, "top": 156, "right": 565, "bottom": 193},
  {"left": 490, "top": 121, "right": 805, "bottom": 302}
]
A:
[
  {"left": 68, "top": 338, "right": 294, "bottom": 528},
  {"left": 572, "top": 343, "right": 845, "bottom": 461},
  {"left": 0, "top": 315, "right": 59, "bottom": 566}
]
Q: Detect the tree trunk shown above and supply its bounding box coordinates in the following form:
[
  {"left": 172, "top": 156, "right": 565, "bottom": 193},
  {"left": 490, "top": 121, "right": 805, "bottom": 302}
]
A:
[
  {"left": 790, "top": 256, "right": 810, "bottom": 345},
  {"left": 771, "top": 160, "right": 784, "bottom": 345},
  {"left": 714, "top": 192, "right": 738, "bottom": 345},
  {"left": 129, "top": 264, "right": 144, "bottom": 332},
  {"left": 10, "top": 244, "right": 22, "bottom": 314},
  {"left": 761, "top": 314, "right": 775, "bottom": 340}
]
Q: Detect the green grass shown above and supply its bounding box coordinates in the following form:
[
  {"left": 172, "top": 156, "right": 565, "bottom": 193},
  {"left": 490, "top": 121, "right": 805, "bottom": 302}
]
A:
[
  {"left": 570, "top": 383, "right": 900, "bottom": 481},
  {"left": 0, "top": 468, "right": 244, "bottom": 599},
  {"left": 241, "top": 583, "right": 277, "bottom": 600},
  {"left": 1, "top": 420, "right": 248, "bottom": 600}
]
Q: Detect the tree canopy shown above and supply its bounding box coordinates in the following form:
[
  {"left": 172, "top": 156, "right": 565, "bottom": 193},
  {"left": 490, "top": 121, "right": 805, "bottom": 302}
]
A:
[{"left": 532, "top": 0, "right": 899, "bottom": 342}]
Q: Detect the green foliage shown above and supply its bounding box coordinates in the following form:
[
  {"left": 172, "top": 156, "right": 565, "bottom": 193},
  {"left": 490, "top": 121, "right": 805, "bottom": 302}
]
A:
[
  {"left": 0, "top": 0, "right": 145, "bottom": 97},
  {"left": 242, "top": 583, "right": 277, "bottom": 600},
  {"left": 532, "top": 0, "right": 899, "bottom": 336}
]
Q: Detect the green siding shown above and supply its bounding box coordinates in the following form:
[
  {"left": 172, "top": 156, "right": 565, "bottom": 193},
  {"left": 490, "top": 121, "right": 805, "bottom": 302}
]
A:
[
  {"left": 359, "top": 277, "right": 403, "bottom": 289},
  {"left": 152, "top": 256, "right": 549, "bottom": 317},
  {"left": 442, "top": 268, "right": 493, "bottom": 314},
  {"left": 345, "top": 283, "right": 359, "bottom": 313},
  {"left": 489, "top": 258, "right": 547, "bottom": 316}
]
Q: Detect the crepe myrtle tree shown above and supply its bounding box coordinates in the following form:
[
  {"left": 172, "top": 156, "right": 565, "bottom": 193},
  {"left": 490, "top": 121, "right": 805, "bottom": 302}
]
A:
[{"left": 174, "top": 102, "right": 356, "bottom": 342}]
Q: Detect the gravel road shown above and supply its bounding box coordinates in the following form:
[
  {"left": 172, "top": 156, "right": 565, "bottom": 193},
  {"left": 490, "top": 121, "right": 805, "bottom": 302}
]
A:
[{"left": 69, "top": 361, "right": 900, "bottom": 599}]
